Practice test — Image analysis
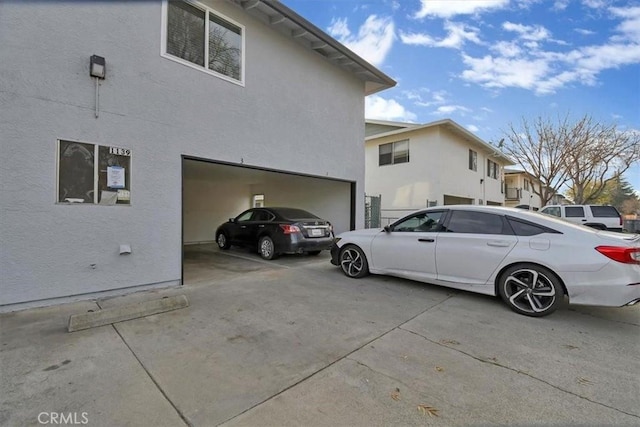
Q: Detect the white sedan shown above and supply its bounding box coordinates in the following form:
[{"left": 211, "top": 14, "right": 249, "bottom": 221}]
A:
[{"left": 330, "top": 205, "right": 640, "bottom": 317}]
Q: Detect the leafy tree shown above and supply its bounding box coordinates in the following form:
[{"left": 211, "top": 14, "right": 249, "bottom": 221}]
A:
[{"left": 567, "top": 177, "right": 639, "bottom": 214}]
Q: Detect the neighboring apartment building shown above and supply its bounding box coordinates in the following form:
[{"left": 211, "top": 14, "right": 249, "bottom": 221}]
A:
[
  {"left": 504, "top": 168, "right": 568, "bottom": 210},
  {"left": 0, "top": 0, "right": 395, "bottom": 309},
  {"left": 365, "top": 119, "right": 514, "bottom": 223},
  {"left": 503, "top": 169, "right": 543, "bottom": 210}
]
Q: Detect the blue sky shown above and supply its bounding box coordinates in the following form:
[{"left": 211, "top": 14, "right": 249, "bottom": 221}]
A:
[{"left": 284, "top": 0, "right": 640, "bottom": 191}]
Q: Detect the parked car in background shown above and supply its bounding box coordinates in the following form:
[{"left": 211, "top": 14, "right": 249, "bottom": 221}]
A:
[
  {"left": 331, "top": 205, "right": 640, "bottom": 317},
  {"left": 539, "top": 204, "right": 623, "bottom": 232},
  {"left": 216, "top": 207, "right": 334, "bottom": 260}
]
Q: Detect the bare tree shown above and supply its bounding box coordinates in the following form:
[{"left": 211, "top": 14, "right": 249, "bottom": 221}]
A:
[
  {"left": 563, "top": 117, "right": 640, "bottom": 204},
  {"left": 502, "top": 115, "right": 573, "bottom": 206},
  {"left": 502, "top": 114, "right": 640, "bottom": 206}
]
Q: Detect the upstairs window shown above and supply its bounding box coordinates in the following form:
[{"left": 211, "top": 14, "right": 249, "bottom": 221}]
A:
[
  {"left": 165, "top": 0, "right": 243, "bottom": 83},
  {"left": 379, "top": 140, "right": 409, "bottom": 166},
  {"left": 468, "top": 149, "right": 477, "bottom": 171},
  {"left": 487, "top": 159, "right": 499, "bottom": 179}
]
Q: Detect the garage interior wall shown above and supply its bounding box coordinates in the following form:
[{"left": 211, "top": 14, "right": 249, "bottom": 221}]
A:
[{"left": 183, "top": 160, "right": 352, "bottom": 244}]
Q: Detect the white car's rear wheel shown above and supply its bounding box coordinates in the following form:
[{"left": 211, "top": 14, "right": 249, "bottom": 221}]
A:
[
  {"left": 339, "top": 245, "right": 369, "bottom": 278},
  {"left": 498, "top": 264, "right": 562, "bottom": 317}
]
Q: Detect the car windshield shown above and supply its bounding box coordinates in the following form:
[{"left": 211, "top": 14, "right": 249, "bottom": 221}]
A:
[{"left": 273, "top": 208, "right": 318, "bottom": 220}]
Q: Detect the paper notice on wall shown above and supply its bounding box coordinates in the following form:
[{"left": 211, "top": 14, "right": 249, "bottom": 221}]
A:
[{"left": 107, "top": 166, "right": 125, "bottom": 189}]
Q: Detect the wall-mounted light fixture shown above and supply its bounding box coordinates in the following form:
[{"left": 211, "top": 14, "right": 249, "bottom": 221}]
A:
[
  {"left": 90, "top": 55, "right": 105, "bottom": 118},
  {"left": 90, "top": 55, "right": 106, "bottom": 79}
]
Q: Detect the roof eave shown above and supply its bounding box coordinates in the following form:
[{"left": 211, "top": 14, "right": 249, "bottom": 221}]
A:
[{"left": 229, "top": 0, "right": 396, "bottom": 95}]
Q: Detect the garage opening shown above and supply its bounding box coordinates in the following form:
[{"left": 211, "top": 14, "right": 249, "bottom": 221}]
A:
[{"left": 181, "top": 157, "right": 355, "bottom": 246}]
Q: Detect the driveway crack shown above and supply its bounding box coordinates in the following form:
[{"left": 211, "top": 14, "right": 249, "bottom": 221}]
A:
[
  {"left": 96, "top": 301, "right": 192, "bottom": 427},
  {"left": 399, "top": 327, "right": 640, "bottom": 419}
]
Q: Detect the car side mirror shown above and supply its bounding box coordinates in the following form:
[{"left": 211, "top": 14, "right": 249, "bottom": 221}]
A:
[
  {"left": 229, "top": 218, "right": 235, "bottom": 223},
  {"left": 383, "top": 225, "right": 391, "bottom": 233}
]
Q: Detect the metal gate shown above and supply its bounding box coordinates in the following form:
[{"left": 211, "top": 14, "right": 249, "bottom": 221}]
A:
[{"left": 365, "top": 194, "right": 381, "bottom": 228}]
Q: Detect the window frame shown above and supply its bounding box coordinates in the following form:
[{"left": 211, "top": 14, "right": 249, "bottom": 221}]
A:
[
  {"left": 161, "top": 0, "right": 245, "bottom": 86},
  {"left": 379, "top": 139, "right": 410, "bottom": 166},
  {"left": 468, "top": 149, "right": 477, "bottom": 171},
  {"left": 487, "top": 159, "right": 499, "bottom": 179},
  {"left": 56, "top": 139, "right": 132, "bottom": 206}
]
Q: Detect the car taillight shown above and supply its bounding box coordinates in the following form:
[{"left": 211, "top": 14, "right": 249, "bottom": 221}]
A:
[
  {"left": 595, "top": 246, "right": 640, "bottom": 264},
  {"left": 279, "top": 224, "right": 301, "bottom": 234}
]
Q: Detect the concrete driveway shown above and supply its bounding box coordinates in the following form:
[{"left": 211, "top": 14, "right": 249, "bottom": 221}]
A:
[{"left": 1, "top": 244, "right": 639, "bottom": 426}]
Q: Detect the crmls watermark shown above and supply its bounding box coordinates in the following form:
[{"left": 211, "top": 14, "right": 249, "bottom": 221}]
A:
[{"left": 38, "top": 412, "right": 89, "bottom": 425}]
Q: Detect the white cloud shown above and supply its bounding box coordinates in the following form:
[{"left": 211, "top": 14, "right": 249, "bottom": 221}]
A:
[
  {"left": 400, "top": 21, "right": 482, "bottom": 49},
  {"left": 459, "top": 4, "right": 640, "bottom": 95},
  {"left": 327, "top": 15, "right": 395, "bottom": 67},
  {"left": 502, "top": 21, "right": 551, "bottom": 41},
  {"left": 461, "top": 54, "right": 550, "bottom": 91},
  {"left": 365, "top": 95, "right": 417, "bottom": 122},
  {"left": 413, "top": 0, "right": 509, "bottom": 19},
  {"left": 491, "top": 41, "right": 522, "bottom": 57},
  {"left": 610, "top": 6, "right": 640, "bottom": 42},
  {"left": 574, "top": 28, "right": 596, "bottom": 36},
  {"left": 402, "top": 88, "right": 450, "bottom": 107},
  {"left": 327, "top": 17, "right": 351, "bottom": 39},
  {"left": 467, "top": 124, "right": 480, "bottom": 132},
  {"left": 582, "top": 0, "right": 607, "bottom": 9},
  {"left": 552, "top": 0, "right": 569, "bottom": 11},
  {"left": 432, "top": 105, "right": 472, "bottom": 115}
]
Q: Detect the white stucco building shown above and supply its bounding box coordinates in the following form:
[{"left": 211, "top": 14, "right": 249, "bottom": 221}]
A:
[
  {"left": 504, "top": 169, "right": 544, "bottom": 210},
  {"left": 0, "top": 0, "right": 395, "bottom": 310},
  {"left": 365, "top": 119, "right": 514, "bottom": 224}
]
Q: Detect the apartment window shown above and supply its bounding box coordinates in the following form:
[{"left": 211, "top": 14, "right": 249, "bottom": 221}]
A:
[
  {"left": 487, "top": 159, "right": 498, "bottom": 179},
  {"left": 468, "top": 149, "right": 477, "bottom": 171},
  {"left": 379, "top": 140, "right": 409, "bottom": 166},
  {"left": 524, "top": 179, "right": 530, "bottom": 191},
  {"left": 165, "top": 0, "right": 243, "bottom": 83},
  {"left": 57, "top": 140, "right": 131, "bottom": 205}
]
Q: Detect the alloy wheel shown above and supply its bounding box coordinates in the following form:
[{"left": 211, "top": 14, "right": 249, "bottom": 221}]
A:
[
  {"left": 502, "top": 268, "right": 558, "bottom": 315},
  {"left": 340, "top": 247, "right": 367, "bottom": 278},
  {"left": 260, "top": 237, "right": 274, "bottom": 259}
]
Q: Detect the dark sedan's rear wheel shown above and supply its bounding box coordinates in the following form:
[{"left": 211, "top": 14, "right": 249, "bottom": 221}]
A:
[
  {"left": 259, "top": 236, "right": 278, "bottom": 260},
  {"left": 339, "top": 245, "right": 369, "bottom": 278},
  {"left": 307, "top": 250, "right": 321, "bottom": 256},
  {"left": 498, "top": 263, "right": 562, "bottom": 317},
  {"left": 216, "top": 232, "right": 231, "bottom": 250}
]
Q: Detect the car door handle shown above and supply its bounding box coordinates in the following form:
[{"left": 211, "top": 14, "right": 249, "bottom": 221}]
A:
[
  {"left": 240, "top": 226, "right": 247, "bottom": 229},
  {"left": 418, "top": 238, "right": 435, "bottom": 243},
  {"left": 258, "top": 225, "right": 265, "bottom": 228},
  {"left": 487, "top": 241, "right": 511, "bottom": 247}
]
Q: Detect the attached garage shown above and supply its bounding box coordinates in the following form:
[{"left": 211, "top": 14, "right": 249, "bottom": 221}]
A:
[
  {"left": 0, "top": 0, "right": 394, "bottom": 310},
  {"left": 182, "top": 158, "right": 355, "bottom": 246}
]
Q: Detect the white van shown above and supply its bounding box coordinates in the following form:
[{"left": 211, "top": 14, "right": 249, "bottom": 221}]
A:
[{"left": 539, "top": 205, "right": 623, "bottom": 232}]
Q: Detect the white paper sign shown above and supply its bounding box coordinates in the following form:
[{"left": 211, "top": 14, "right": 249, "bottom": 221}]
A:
[{"left": 107, "top": 166, "right": 125, "bottom": 189}]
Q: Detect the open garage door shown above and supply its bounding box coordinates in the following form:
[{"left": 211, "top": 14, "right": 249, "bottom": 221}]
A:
[{"left": 182, "top": 157, "right": 355, "bottom": 246}]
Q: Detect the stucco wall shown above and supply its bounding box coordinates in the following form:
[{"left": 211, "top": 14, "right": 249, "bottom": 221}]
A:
[
  {"left": 365, "top": 126, "right": 506, "bottom": 220},
  {"left": 0, "top": 0, "right": 366, "bottom": 306}
]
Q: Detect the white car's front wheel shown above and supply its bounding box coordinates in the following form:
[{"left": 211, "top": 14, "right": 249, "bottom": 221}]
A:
[
  {"left": 498, "top": 264, "right": 563, "bottom": 317},
  {"left": 339, "top": 245, "right": 369, "bottom": 278}
]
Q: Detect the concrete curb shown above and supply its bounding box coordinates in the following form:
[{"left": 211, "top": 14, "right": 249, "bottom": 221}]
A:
[{"left": 68, "top": 295, "right": 189, "bottom": 332}]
